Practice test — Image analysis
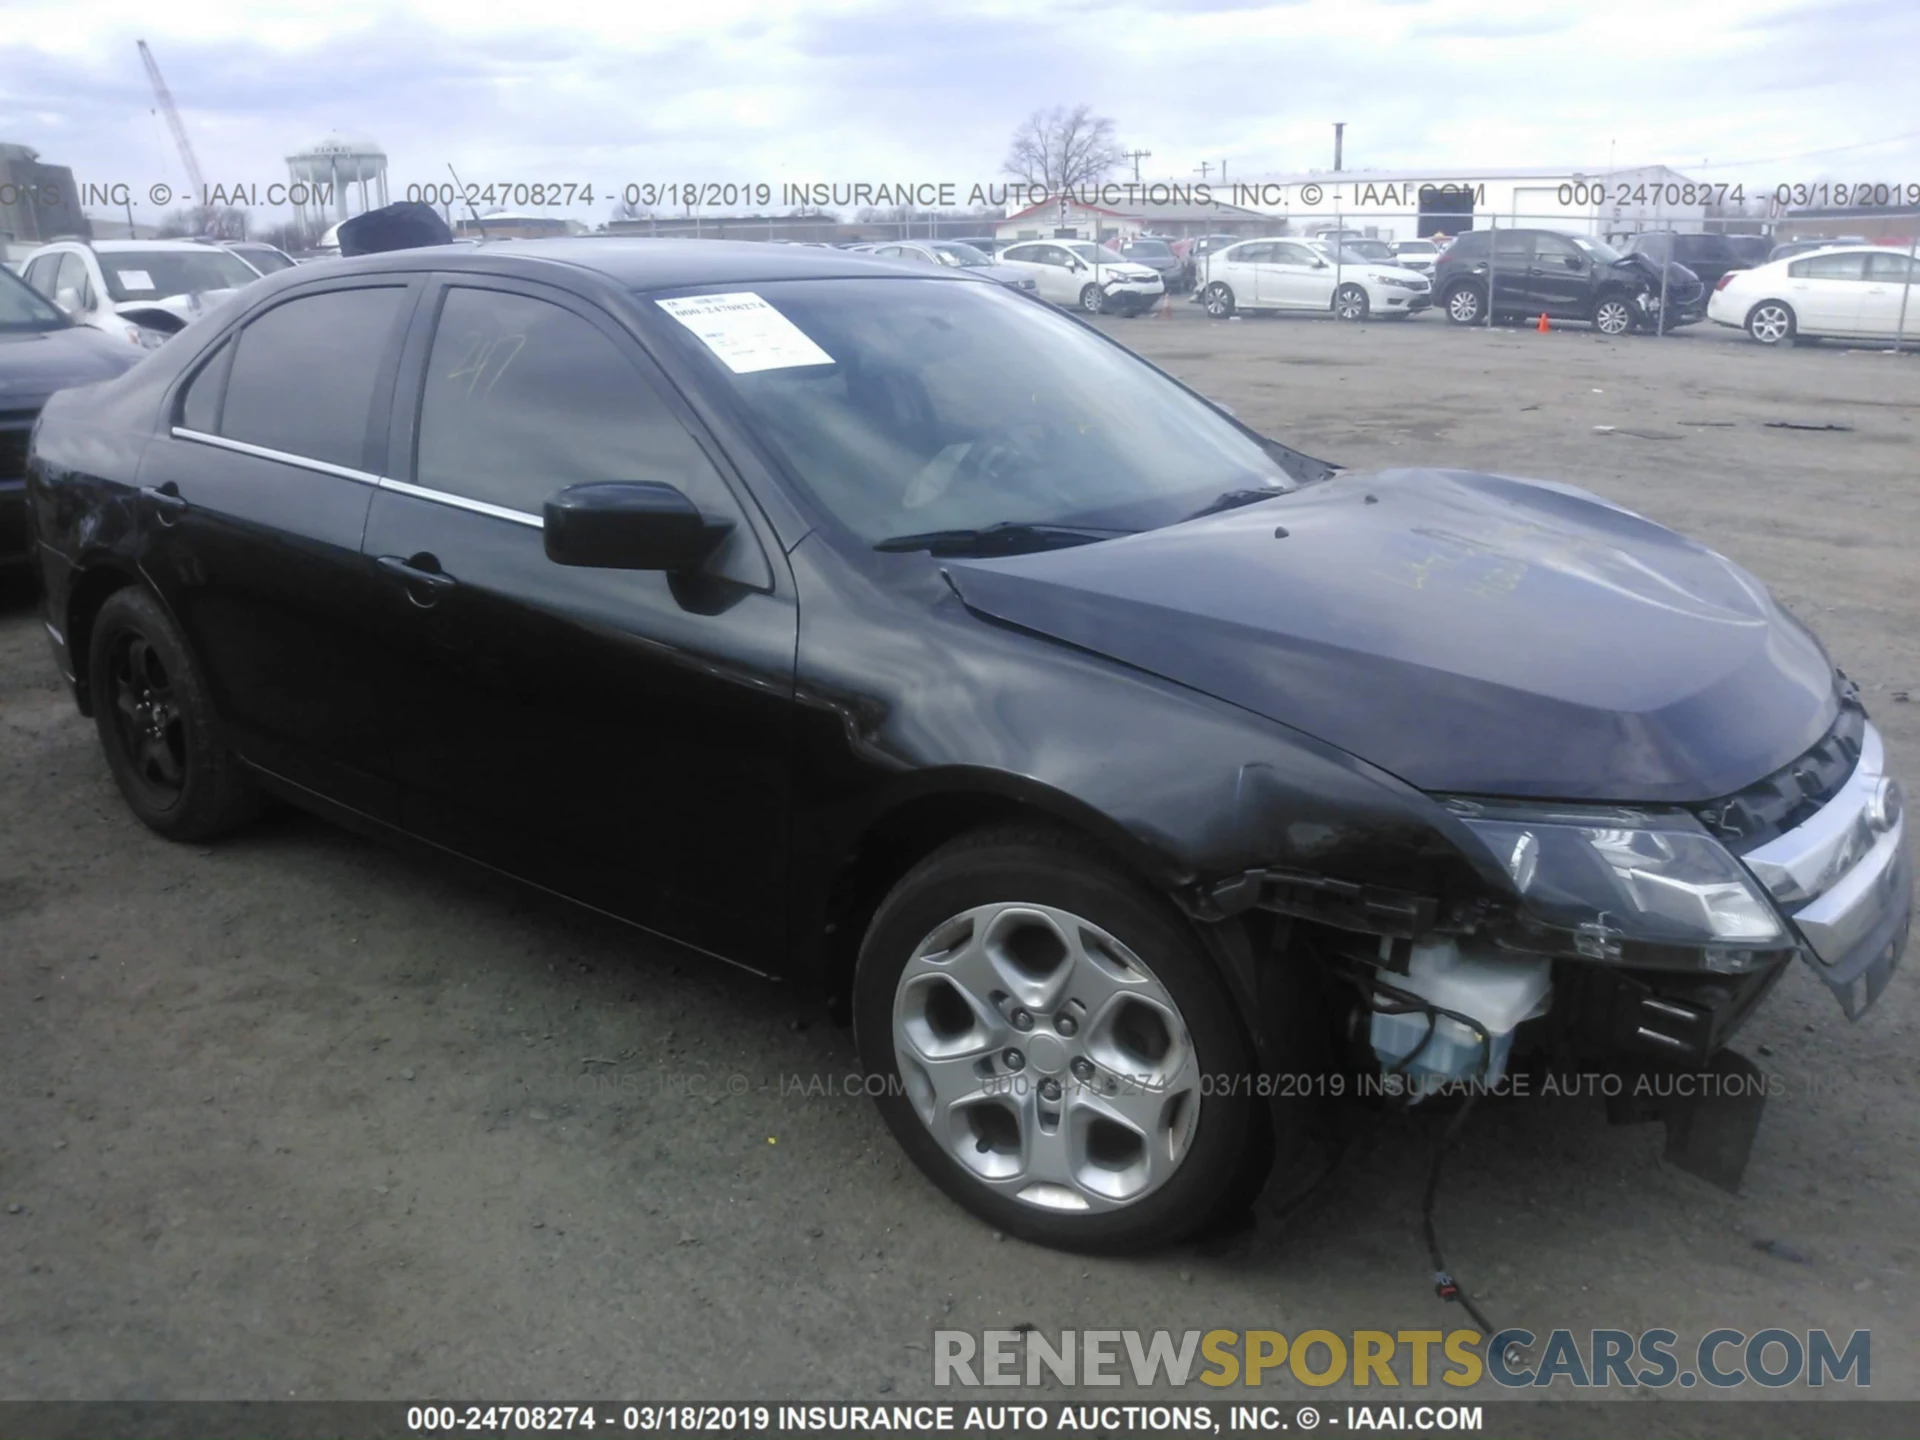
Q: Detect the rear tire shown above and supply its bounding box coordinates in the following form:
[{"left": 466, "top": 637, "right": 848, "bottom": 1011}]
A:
[
  {"left": 1746, "top": 300, "right": 1796, "bottom": 345},
  {"left": 89, "top": 587, "right": 263, "bottom": 841},
  {"left": 854, "top": 825, "right": 1270, "bottom": 1253}
]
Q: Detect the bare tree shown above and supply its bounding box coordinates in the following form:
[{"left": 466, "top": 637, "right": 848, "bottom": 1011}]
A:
[
  {"left": 154, "top": 203, "right": 248, "bottom": 240},
  {"left": 610, "top": 195, "right": 653, "bottom": 224},
  {"left": 1002, "top": 105, "right": 1126, "bottom": 192}
]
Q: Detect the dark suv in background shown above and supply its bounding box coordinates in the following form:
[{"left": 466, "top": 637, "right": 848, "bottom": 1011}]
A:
[
  {"left": 1117, "top": 235, "right": 1189, "bottom": 292},
  {"left": 1433, "top": 228, "right": 1706, "bottom": 334},
  {"left": 1619, "top": 231, "right": 1750, "bottom": 291}
]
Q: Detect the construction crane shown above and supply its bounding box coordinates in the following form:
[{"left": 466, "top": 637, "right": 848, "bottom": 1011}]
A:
[{"left": 136, "top": 39, "right": 209, "bottom": 221}]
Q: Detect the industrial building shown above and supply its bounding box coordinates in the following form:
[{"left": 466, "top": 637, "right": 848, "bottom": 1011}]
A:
[{"left": 0, "top": 142, "right": 86, "bottom": 247}]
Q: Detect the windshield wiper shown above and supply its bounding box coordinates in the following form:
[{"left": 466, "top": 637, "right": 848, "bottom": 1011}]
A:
[
  {"left": 873, "top": 521, "right": 1137, "bottom": 556},
  {"left": 1179, "top": 486, "right": 1287, "bottom": 523}
]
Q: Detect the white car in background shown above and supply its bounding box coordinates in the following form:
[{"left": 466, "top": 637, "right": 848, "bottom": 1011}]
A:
[
  {"left": 18, "top": 239, "right": 259, "bottom": 349},
  {"left": 864, "top": 239, "right": 1040, "bottom": 296},
  {"left": 995, "top": 239, "right": 1165, "bottom": 315},
  {"left": 1197, "top": 236, "right": 1432, "bottom": 320},
  {"left": 1389, "top": 238, "right": 1442, "bottom": 274},
  {"left": 1709, "top": 245, "right": 1920, "bottom": 345}
]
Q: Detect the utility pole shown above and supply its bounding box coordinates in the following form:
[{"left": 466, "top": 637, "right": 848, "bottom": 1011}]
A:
[
  {"left": 1333, "top": 122, "right": 1345, "bottom": 173},
  {"left": 1124, "top": 149, "right": 1152, "bottom": 183},
  {"left": 1195, "top": 161, "right": 1213, "bottom": 180}
]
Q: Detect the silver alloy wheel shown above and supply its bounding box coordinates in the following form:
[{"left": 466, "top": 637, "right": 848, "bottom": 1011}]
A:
[
  {"left": 1334, "top": 284, "right": 1368, "bottom": 321},
  {"left": 1748, "top": 302, "right": 1792, "bottom": 344},
  {"left": 1446, "top": 287, "right": 1480, "bottom": 323},
  {"left": 1079, "top": 284, "right": 1104, "bottom": 314},
  {"left": 1595, "top": 297, "right": 1633, "bottom": 335},
  {"left": 1204, "top": 283, "right": 1233, "bottom": 318},
  {"left": 891, "top": 901, "right": 1202, "bottom": 1214}
]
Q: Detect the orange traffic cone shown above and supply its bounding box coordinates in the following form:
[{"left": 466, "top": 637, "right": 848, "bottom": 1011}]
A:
[
  {"left": 1158, "top": 289, "right": 1173, "bottom": 319},
  {"left": 1536, "top": 313, "right": 1551, "bottom": 333}
]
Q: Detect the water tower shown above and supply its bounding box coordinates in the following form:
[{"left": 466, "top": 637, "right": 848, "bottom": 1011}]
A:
[{"left": 286, "top": 135, "right": 389, "bottom": 233}]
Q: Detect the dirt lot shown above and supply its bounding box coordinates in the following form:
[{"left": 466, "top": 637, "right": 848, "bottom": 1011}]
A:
[{"left": 2, "top": 308, "right": 1916, "bottom": 1410}]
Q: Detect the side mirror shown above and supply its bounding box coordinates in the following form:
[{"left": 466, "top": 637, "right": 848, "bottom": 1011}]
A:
[
  {"left": 1311, "top": 258, "right": 1328, "bottom": 269},
  {"left": 543, "top": 481, "right": 733, "bottom": 572},
  {"left": 1564, "top": 256, "right": 1583, "bottom": 270},
  {"left": 55, "top": 287, "right": 83, "bottom": 315}
]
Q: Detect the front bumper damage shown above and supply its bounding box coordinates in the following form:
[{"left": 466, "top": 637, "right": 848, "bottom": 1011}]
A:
[{"left": 1189, "top": 716, "right": 1910, "bottom": 1191}]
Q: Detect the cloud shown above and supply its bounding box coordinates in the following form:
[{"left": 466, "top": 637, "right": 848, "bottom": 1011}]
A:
[{"left": 1, "top": 0, "right": 1915, "bottom": 230}]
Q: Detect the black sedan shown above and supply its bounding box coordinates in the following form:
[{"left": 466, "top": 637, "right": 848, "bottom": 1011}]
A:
[
  {"left": 1, "top": 265, "right": 140, "bottom": 575},
  {"left": 26, "top": 241, "right": 1909, "bottom": 1253}
]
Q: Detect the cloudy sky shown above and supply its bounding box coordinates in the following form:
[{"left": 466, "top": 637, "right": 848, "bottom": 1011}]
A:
[{"left": 4, "top": 0, "right": 1917, "bottom": 226}]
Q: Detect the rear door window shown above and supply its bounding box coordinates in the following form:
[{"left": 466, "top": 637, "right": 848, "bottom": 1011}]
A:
[
  {"left": 1790, "top": 253, "right": 1870, "bottom": 281},
  {"left": 220, "top": 286, "right": 409, "bottom": 470}
]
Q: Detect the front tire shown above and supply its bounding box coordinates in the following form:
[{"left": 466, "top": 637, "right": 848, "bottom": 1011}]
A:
[
  {"left": 1078, "top": 284, "right": 1105, "bottom": 315},
  {"left": 1746, "top": 300, "right": 1796, "bottom": 345},
  {"left": 1333, "top": 284, "right": 1370, "bottom": 321},
  {"left": 89, "top": 587, "right": 263, "bottom": 841},
  {"left": 854, "top": 826, "right": 1268, "bottom": 1253},
  {"left": 1203, "top": 283, "right": 1236, "bottom": 318},
  {"left": 1443, "top": 284, "right": 1483, "bottom": 325},
  {"left": 1593, "top": 293, "right": 1638, "bottom": 336}
]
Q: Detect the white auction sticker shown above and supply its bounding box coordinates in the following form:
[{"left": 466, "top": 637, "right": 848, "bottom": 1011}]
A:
[
  {"left": 114, "top": 269, "right": 156, "bottom": 292},
  {"left": 656, "top": 292, "right": 834, "bottom": 373}
]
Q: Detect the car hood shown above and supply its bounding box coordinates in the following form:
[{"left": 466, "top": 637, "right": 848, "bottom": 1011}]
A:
[
  {"left": 943, "top": 469, "right": 1838, "bottom": 803},
  {"left": 1360, "top": 264, "right": 1429, "bottom": 284},
  {"left": 974, "top": 263, "right": 1038, "bottom": 286},
  {"left": 0, "top": 325, "right": 141, "bottom": 405},
  {"left": 111, "top": 288, "right": 242, "bottom": 325},
  {"left": 1096, "top": 263, "right": 1162, "bottom": 282}
]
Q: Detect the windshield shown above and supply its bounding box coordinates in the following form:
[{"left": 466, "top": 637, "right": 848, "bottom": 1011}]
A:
[
  {"left": 1395, "top": 241, "right": 1437, "bottom": 255},
  {"left": 1125, "top": 239, "right": 1172, "bottom": 257},
  {"left": 0, "top": 263, "right": 69, "bottom": 332},
  {"left": 1345, "top": 241, "right": 1395, "bottom": 260},
  {"left": 1569, "top": 235, "right": 1625, "bottom": 264},
  {"left": 231, "top": 245, "right": 295, "bottom": 274},
  {"left": 930, "top": 242, "right": 992, "bottom": 267},
  {"left": 649, "top": 278, "right": 1299, "bottom": 546},
  {"left": 1069, "top": 242, "right": 1128, "bottom": 265},
  {"left": 99, "top": 249, "right": 258, "bottom": 303}
]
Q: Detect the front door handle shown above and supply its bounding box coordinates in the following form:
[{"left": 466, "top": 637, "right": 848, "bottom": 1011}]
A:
[
  {"left": 141, "top": 483, "right": 187, "bottom": 526},
  {"left": 376, "top": 553, "right": 458, "bottom": 608}
]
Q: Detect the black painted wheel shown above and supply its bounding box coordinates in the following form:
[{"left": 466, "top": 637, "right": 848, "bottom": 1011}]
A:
[{"left": 89, "top": 587, "right": 264, "bottom": 840}]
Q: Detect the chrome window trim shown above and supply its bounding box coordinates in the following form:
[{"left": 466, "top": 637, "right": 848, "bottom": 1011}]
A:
[
  {"left": 377, "top": 476, "right": 544, "bottom": 529},
  {"left": 170, "top": 426, "right": 543, "bottom": 528},
  {"left": 170, "top": 427, "right": 379, "bottom": 486}
]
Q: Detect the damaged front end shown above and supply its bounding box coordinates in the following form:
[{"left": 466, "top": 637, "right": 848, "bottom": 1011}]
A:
[{"left": 1185, "top": 695, "right": 1910, "bottom": 1191}]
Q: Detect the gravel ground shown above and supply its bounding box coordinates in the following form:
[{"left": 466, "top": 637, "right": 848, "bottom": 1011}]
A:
[{"left": 2, "top": 308, "right": 1914, "bottom": 1414}]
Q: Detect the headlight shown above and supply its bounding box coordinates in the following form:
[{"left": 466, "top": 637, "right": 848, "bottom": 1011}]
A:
[
  {"left": 1446, "top": 800, "right": 1788, "bottom": 965},
  {"left": 1378, "top": 276, "right": 1420, "bottom": 289},
  {"left": 123, "top": 324, "right": 168, "bottom": 350}
]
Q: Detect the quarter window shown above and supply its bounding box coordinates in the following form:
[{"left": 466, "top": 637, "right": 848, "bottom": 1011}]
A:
[
  {"left": 415, "top": 287, "right": 729, "bottom": 517},
  {"left": 178, "top": 339, "right": 233, "bottom": 433},
  {"left": 220, "top": 286, "right": 407, "bottom": 471}
]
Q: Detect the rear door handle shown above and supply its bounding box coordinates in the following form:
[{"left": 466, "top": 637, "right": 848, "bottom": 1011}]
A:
[
  {"left": 375, "top": 553, "right": 458, "bottom": 607},
  {"left": 141, "top": 483, "right": 187, "bottom": 525}
]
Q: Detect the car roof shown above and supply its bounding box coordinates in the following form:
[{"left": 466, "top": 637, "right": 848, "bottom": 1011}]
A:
[{"left": 230, "top": 237, "right": 972, "bottom": 295}]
